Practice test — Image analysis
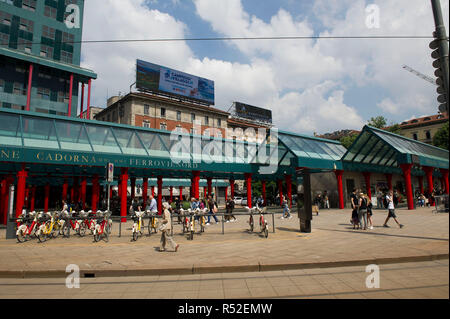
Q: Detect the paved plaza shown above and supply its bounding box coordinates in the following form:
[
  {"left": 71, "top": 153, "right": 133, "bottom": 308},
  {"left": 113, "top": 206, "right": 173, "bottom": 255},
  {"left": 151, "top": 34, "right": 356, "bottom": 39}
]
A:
[{"left": 0, "top": 207, "right": 447, "bottom": 279}]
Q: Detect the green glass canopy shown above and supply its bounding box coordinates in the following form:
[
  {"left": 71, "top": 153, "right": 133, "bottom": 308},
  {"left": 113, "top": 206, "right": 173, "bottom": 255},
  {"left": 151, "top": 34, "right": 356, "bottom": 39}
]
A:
[{"left": 342, "top": 125, "right": 449, "bottom": 174}]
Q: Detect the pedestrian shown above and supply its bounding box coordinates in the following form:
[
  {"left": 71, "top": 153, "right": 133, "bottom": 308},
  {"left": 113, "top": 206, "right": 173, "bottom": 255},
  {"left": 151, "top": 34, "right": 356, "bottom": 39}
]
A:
[
  {"left": 225, "top": 197, "right": 233, "bottom": 222},
  {"left": 366, "top": 194, "right": 374, "bottom": 230},
  {"left": 281, "top": 196, "right": 291, "bottom": 219},
  {"left": 357, "top": 192, "right": 368, "bottom": 230},
  {"left": 174, "top": 197, "right": 182, "bottom": 224},
  {"left": 148, "top": 195, "right": 158, "bottom": 214},
  {"left": 323, "top": 191, "right": 330, "bottom": 209},
  {"left": 229, "top": 197, "right": 236, "bottom": 222},
  {"left": 376, "top": 188, "right": 383, "bottom": 209},
  {"left": 383, "top": 190, "right": 404, "bottom": 228},
  {"left": 206, "top": 195, "right": 219, "bottom": 225},
  {"left": 159, "top": 202, "right": 179, "bottom": 252},
  {"left": 313, "top": 194, "right": 321, "bottom": 216},
  {"left": 350, "top": 188, "right": 359, "bottom": 229}
]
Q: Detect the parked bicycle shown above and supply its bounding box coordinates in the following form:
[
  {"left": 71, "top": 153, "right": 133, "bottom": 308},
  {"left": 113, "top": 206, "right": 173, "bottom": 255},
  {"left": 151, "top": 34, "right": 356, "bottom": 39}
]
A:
[
  {"left": 131, "top": 210, "right": 145, "bottom": 241},
  {"left": 246, "top": 206, "right": 269, "bottom": 238},
  {"left": 93, "top": 211, "right": 111, "bottom": 242},
  {"left": 36, "top": 211, "right": 60, "bottom": 242},
  {"left": 147, "top": 210, "right": 158, "bottom": 235},
  {"left": 16, "top": 211, "right": 39, "bottom": 243},
  {"left": 61, "top": 211, "right": 83, "bottom": 238},
  {"left": 78, "top": 210, "right": 97, "bottom": 237}
]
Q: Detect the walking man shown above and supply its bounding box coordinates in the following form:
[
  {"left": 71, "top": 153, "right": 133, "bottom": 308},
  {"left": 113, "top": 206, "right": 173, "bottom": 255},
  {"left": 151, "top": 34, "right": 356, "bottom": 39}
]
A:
[
  {"left": 159, "top": 202, "right": 179, "bottom": 252},
  {"left": 383, "top": 190, "right": 404, "bottom": 228}
]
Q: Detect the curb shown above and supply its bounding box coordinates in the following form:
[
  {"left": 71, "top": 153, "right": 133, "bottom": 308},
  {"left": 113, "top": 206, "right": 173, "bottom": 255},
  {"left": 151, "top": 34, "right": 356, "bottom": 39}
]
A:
[{"left": 0, "top": 253, "right": 447, "bottom": 279}]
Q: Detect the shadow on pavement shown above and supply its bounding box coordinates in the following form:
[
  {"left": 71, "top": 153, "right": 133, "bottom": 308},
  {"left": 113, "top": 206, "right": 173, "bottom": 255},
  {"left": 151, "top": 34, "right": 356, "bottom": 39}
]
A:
[{"left": 317, "top": 227, "right": 449, "bottom": 241}]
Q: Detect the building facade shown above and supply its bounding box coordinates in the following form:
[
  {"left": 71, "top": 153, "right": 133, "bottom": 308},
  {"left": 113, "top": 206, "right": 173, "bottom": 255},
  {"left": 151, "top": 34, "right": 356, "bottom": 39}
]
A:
[
  {"left": 95, "top": 92, "right": 230, "bottom": 137},
  {"left": 0, "top": 0, "right": 96, "bottom": 116},
  {"left": 399, "top": 113, "right": 448, "bottom": 144}
]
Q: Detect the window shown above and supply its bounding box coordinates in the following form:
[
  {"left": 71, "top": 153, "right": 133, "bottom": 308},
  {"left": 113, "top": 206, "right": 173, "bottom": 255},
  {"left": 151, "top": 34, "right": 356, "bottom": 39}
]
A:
[
  {"left": 13, "top": 82, "right": 26, "bottom": 95},
  {"left": 0, "top": 0, "right": 14, "bottom": 5},
  {"left": 17, "top": 39, "right": 32, "bottom": 53},
  {"left": 37, "top": 88, "right": 51, "bottom": 100},
  {"left": 40, "top": 45, "right": 53, "bottom": 58},
  {"left": 0, "top": 33, "right": 9, "bottom": 46},
  {"left": 412, "top": 133, "right": 418, "bottom": 140},
  {"left": 0, "top": 79, "right": 4, "bottom": 92},
  {"left": 57, "top": 91, "right": 69, "bottom": 103},
  {"left": 62, "top": 32, "right": 74, "bottom": 44},
  {"left": 160, "top": 123, "right": 167, "bottom": 130},
  {"left": 42, "top": 26, "right": 56, "bottom": 40},
  {"left": 143, "top": 120, "right": 150, "bottom": 128},
  {"left": 160, "top": 107, "right": 166, "bottom": 118},
  {"left": 205, "top": 116, "right": 209, "bottom": 125},
  {"left": 22, "top": 0, "right": 36, "bottom": 11},
  {"left": 425, "top": 131, "right": 431, "bottom": 140},
  {"left": 191, "top": 113, "right": 195, "bottom": 122},
  {"left": 176, "top": 125, "right": 182, "bottom": 132},
  {"left": 19, "top": 18, "right": 34, "bottom": 33},
  {"left": 217, "top": 118, "right": 222, "bottom": 127},
  {"left": 60, "top": 51, "right": 73, "bottom": 64},
  {"left": 44, "top": 5, "right": 57, "bottom": 19},
  {"left": 0, "top": 11, "right": 12, "bottom": 26},
  {"left": 144, "top": 104, "right": 150, "bottom": 115},
  {"left": 177, "top": 111, "right": 181, "bottom": 121}
]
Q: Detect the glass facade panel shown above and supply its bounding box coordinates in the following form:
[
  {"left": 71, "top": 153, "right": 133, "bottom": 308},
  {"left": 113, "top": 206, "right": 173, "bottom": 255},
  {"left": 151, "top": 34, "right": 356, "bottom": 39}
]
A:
[
  {"left": 0, "top": 112, "right": 21, "bottom": 146},
  {"left": 84, "top": 125, "right": 121, "bottom": 153},
  {"left": 342, "top": 132, "right": 370, "bottom": 161},
  {"left": 22, "top": 117, "right": 59, "bottom": 149},
  {"left": 113, "top": 128, "right": 147, "bottom": 156},
  {"left": 55, "top": 122, "right": 92, "bottom": 152}
]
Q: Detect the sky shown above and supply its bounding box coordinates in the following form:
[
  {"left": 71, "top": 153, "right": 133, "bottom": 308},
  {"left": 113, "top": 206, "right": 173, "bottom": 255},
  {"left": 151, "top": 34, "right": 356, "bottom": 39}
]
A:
[{"left": 80, "top": 0, "right": 449, "bottom": 135}]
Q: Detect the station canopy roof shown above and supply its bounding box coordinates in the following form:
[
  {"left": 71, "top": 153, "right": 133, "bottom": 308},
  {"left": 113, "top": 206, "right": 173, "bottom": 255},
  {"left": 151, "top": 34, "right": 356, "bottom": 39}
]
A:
[
  {"left": 342, "top": 125, "right": 449, "bottom": 175},
  {"left": 1, "top": 110, "right": 447, "bottom": 186}
]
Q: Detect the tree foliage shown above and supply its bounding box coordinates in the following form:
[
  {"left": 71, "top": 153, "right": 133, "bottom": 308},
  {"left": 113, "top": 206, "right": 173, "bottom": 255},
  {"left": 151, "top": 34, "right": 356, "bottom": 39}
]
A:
[
  {"left": 433, "top": 121, "right": 449, "bottom": 150},
  {"left": 340, "top": 134, "right": 358, "bottom": 149},
  {"left": 368, "top": 116, "right": 387, "bottom": 129}
]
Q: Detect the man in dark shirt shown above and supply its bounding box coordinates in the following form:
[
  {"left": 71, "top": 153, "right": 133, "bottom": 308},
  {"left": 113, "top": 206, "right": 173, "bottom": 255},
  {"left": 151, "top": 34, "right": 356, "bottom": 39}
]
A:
[{"left": 350, "top": 189, "right": 359, "bottom": 229}]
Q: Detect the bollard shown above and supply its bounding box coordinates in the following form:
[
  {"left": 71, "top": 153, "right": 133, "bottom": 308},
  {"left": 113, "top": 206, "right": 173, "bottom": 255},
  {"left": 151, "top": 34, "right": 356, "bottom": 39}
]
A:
[
  {"left": 272, "top": 213, "right": 275, "bottom": 233},
  {"left": 119, "top": 219, "right": 122, "bottom": 238},
  {"left": 221, "top": 214, "right": 224, "bottom": 235}
]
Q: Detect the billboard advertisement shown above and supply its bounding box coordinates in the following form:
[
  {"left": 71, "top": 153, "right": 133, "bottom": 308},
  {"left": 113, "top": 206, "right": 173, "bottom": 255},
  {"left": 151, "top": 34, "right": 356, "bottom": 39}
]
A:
[
  {"left": 234, "top": 102, "right": 272, "bottom": 123},
  {"left": 136, "top": 59, "right": 215, "bottom": 105}
]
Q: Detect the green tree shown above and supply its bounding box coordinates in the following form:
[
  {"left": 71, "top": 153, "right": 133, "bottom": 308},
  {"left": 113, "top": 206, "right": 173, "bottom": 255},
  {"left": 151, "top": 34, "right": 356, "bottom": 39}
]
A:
[
  {"left": 368, "top": 116, "right": 387, "bottom": 129},
  {"left": 340, "top": 133, "right": 358, "bottom": 149},
  {"left": 433, "top": 121, "right": 449, "bottom": 150}
]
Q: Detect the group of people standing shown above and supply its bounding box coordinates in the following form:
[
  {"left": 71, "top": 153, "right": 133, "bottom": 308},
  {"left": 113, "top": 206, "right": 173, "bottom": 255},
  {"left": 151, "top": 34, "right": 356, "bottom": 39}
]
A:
[{"left": 351, "top": 188, "right": 404, "bottom": 230}]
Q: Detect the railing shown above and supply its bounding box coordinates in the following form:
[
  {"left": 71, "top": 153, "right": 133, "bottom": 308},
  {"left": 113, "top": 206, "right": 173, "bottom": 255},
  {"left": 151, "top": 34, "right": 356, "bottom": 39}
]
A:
[{"left": 433, "top": 195, "right": 449, "bottom": 213}]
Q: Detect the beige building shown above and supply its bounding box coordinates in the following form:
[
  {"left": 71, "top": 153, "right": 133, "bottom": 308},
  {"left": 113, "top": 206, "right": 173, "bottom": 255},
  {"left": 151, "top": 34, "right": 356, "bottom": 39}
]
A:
[
  {"left": 94, "top": 92, "right": 229, "bottom": 137},
  {"left": 399, "top": 113, "right": 448, "bottom": 144},
  {"left": 80, "top": 106, "right": 103, "bottom": 120}
]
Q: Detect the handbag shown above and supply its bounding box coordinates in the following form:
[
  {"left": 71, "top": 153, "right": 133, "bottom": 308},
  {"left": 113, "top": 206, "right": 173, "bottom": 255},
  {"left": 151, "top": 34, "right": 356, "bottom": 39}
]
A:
[
  {"left": 158, "top": 221, "right": 167, "bottom": 231},
  {"left": 213, "top": 205, "right": 218, "bottom": 213}
]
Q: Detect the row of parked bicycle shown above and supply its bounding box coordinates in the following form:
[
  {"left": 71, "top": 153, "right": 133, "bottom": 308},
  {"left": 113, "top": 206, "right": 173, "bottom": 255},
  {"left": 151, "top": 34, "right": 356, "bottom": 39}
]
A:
[
  {"left": 15, "top": 210, "right": 112, "bottom": 243},
  {"left": 15, "top": 204, "right": 272, "bottom": 243}
]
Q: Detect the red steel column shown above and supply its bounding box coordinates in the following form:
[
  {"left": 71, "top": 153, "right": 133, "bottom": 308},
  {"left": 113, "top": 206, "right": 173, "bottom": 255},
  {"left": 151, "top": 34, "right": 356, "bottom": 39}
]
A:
[
  {"left": 245, "top": 173, "right": 252, "bottom": 208},
  {"left": 363, "top": 172, "right": 372, "bottom": 199},
  {"left": 26, "top": 64, "right": 33, "bottom": 111},
  {"left": 152, "top": 186, "right": 155, "bottom": 197},
  {"left": 68, "top": 73, "right": 74, "bottom": 117},
  {"left": 262, "top": 180, "right": 267, "bottom": 205},
  {"left": 418, "top": 176, "right": 424, "bottom": 194},
  {"left": 400, "top": 164, "right": 414, "bottom": 210},
  {"left": 423, "top": 166, "right": 435, "bottom": 206},
  {"left": 230, "top": 179, "right": 235, "bottom": 198},
  {"left": 80, "top": 83, "right": 85, "bottom": 118},
  {"left": 30, "top": 186, "right": 36, "bottom": 212},
  {"left": 207, "top": 177, "right": 212, "bottom": 196},
  {"left": 277, "top": 179, "right": 283, "bottom": 206},
  {"left": 44, "top": 183, "right": 50, "bottom": 213},
  {"left": 157, "top": 176, "right": 163, "bottom": 214},
  {"left": 130, "top": 177, "right": 136, "bottom": 200},
  {"left": 335, "top": 170, "right": 344, "bottom": 209},
  {"left": 225, "top": 186, "right": 228, "bottom": 202},
  {"left": 179, "top": 186, "right": 183, "bottom": 201},
  {"left": 1, "top": 176, "right": 13, "bottom": 224},
  {"left": 87, "top": 79, "right": 92, "bottom": 120},
  {"left": 285, "top": 174, "right": 292, "bottom": 209},
  {"left": 81, "top": 176, "right": 87, "bottom": 210},
  {"left": 91, "top": 175, "right": 99, "bottom": 212},
  {"left": 385, "top": 173, "right": 393, "bottom": 191},
  {"left": 15, "top": 166, "right": 28, "bottom": 217},
  {"left": 440, "top": 168, "right": 449, "bottom": 195},
  {"left": 142, "top": 177, "right": 148, "bottom": 204},
  {"left": 62, "top": 178, "right": 68, "bottom": 203},
  {"left": 204, "top": 187, "right": 207, "bottom": 198},
  {"left": 25, "top": 186, "right": 30, "bottom": 209},
  {"left": 170, "top": 186, "right": 173, "bottom": 202},
  {"left": 120, "top": 168, "right": 128, "bottom": 222},
  {"left": 193, "top": 171, "right": 200, "bottom": 199},
  {"left": 0, "top": 178, "right": 5, "bottom": 224}
]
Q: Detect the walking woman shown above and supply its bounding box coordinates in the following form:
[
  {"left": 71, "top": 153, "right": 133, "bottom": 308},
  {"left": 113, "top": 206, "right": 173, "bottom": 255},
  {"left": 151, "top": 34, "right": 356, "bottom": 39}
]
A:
[
  {"left": 366, "top": 194, "right": 374, "bottom": 230},
  {"left": 159, "top": 202, "right": 179, "bottom": 252},
  {"left": 357, "top": 192, "right": 368, "bottom": 230}
]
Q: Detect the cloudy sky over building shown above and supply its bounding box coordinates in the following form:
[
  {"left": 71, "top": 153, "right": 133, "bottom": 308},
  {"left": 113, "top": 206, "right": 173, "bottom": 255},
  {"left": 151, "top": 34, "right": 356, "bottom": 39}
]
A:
[{"left": 81, "top": 0, "right": 449, "bottom": 135}]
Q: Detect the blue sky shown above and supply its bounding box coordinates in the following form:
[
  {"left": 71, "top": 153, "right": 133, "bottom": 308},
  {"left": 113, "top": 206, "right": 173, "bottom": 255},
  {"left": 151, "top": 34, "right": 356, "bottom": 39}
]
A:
[{"left": 82, "top": 0, "right": 449, "bottom": 135}]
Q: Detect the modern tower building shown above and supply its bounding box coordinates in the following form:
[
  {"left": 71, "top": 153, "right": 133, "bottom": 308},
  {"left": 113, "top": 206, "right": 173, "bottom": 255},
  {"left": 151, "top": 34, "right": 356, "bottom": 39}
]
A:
[{"left": 0, "top": 0, "right": 96, "bottom": 117}]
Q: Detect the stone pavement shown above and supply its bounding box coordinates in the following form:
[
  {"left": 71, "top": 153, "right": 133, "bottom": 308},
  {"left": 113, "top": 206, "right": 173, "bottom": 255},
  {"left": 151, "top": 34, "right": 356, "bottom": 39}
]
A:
[
  {"left": 0, "top": 260, "right": 447, "bottom": 299},
  {"left": 0, "top": 207, "right": 448, "bottom": 278}
]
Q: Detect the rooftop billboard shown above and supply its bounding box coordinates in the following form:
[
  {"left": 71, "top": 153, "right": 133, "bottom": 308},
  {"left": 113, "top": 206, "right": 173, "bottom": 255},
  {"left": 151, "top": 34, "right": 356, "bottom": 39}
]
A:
[
  {"left": 234, "top": 102, "right": 273, "bottom": 124},
  {"left": 136, "top": 59, "right": 215, "bottom": 105}
]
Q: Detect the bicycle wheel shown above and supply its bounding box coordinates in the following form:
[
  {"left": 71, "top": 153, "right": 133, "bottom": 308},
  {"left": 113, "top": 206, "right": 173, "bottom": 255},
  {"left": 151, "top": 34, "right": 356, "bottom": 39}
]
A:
[
  {"left": 249, "top": 218, "right": 254, "bottom": 232},
  {"left": 132, "top": 231, "right": 138, "bottom": 241},
  {"left": 189, "top": 230, "right": 194, "bottom": 240},
  {"left": 62, "top": 224, "right": 70, "bottom": 238},
  {"left": 38, "top": 230, "right": 47, "bottom": 243},
  {"left": 16, "top": 229, "right": 26, "bottom": 243},
  {"left": 104, "top": 229, "right": 109, "bottom": 242},
  {"left": 79, "top": 223, "right": 86, "bottom": 237},
  {"left": 264, "top": 224, "right": 269, "bottom": 238},
  {"left": 94, "top": 233, "right": 100, "bottom": 242},
  {"left": 108, "top": 220, "right": 112, "bottom": 235}
]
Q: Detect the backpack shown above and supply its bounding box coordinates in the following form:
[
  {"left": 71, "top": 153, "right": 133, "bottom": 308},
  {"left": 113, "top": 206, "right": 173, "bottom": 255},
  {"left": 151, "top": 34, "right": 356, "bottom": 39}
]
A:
[{"left": 383, "top": 197, "right": 389, "bottom": 209}]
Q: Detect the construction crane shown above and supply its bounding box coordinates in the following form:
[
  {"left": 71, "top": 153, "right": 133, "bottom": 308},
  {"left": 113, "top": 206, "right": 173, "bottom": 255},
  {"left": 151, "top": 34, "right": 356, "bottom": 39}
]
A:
[{"left": 402, "top": 64, "right": 437, "bottom": 86}]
